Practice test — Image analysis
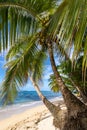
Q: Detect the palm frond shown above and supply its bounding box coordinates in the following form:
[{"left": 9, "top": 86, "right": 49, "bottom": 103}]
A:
[
  {"left": 48, "top": 0, "right": 68, "bottom": 37},
  {"left": 1, "top": 33, "right": 47, "bottom": 104},
  {"left": 1, "top": 35, "right": 38, "bottom": 104},
  {"left": 49, "top": 74, "right": 60, "bottom": 92},
  {"left": 6, "top": 35, "right": 36, "bottom": 60},
  {"left": 32, "top": 47, "right": 47, "bottom": 82},
  {"left": 82, "top": 36, "right": 87, "bottom": 83},
  {"left": 48, "top": 0, "right": 87, "bottom": 81},
  {"left": 0, "top": 2, "right": 40, "bottom": 20},
  {"left": 0, "top": 0, "right": 58, "bottom": 51},
  {"left": 54, "top": 40, "right": 71, "bottom": 61}
]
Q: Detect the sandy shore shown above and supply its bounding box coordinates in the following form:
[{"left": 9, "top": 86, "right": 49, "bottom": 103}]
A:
[{"left": 0, "top": 98, "right": 63, "bottom": 130}]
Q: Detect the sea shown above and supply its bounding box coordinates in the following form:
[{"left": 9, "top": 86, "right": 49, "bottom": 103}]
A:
[
  {"left": 0, "top": 91, "right": 61, "bottom": 106},
  {"left": 0, "top": 91, "right": 62, "bottom": 120}
]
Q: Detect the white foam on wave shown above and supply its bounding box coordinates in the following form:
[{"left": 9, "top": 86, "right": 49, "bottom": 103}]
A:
[
  {"left": 0, "top": 100, "right": 41, "bottom": 111},
  {"left": 0, "top": 96, "right": 63, "bottom": 121},
  {"left": 0, "top": 96, "right": 62, "bottom": 112}
]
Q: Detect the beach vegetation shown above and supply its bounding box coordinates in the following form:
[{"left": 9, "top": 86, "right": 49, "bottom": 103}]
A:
[
  {"left": 0, "top": 0, "right": 87, "bottom": 129},
  {"left": 49, "top": 56, "right": 87, "bottom": 103}
]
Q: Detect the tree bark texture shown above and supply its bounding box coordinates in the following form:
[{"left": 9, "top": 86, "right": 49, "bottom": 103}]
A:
[
  {"left": 47, "top": 42, "right": 86, "bottom": 111},
  {"left": 29, "top": 76, "right": 60, "bottom": 117},
  {"left": 47, "top": 42, "right": 87, "bottom": 130}
]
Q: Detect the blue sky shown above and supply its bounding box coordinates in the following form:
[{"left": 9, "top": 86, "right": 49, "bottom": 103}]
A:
[
  {"left": 0, "top": 53, "right": 6, "bottom": 82},
  {"left": 0, "top": 52, "right": 55, "bottom": 91}
]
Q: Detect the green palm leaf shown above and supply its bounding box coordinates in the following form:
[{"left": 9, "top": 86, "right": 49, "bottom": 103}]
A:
[
  {"left": 49, "top": 74, "right": 60, "bottom": 92},
  {"left": 48, "top": 0, "right": 87, "bottom": 81},
  {"left": 1, "top": 34, "right": 47, "bottom": 104}
]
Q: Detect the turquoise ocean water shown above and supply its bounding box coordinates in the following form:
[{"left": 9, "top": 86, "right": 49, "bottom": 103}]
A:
[{"left": 0, "top": 91, "right": 61, "bottom": 107}]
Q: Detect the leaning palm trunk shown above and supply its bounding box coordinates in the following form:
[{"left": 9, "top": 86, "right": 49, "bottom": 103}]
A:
[
  {"left": 57, "top": 42, "right": 87, "bottom": 103},
  {"left": 29, "top": 76, "right": 68, "bottom": 129},
  {"left": 29, "top": 76, "right": 60, "bottom": 117},
  {"left": 47, "top": 42, "right": 87, "bottom": 130},
  {"left": 47, "top": 42, "right": 86, "bottom": 110},
  {"left": 56, "top": 41, "right": 87, "bottom": 103},
  {"left": 30, "top": 77, "right": 67, "bottom": 128}
]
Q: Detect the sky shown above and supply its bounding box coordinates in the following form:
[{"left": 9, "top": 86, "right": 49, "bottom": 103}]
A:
[
  {"left": 0, "top": 52, "right": 57, "bottom": 91},
  {"left": 0, "top": 53, "right": 6, "bottom": 82}
]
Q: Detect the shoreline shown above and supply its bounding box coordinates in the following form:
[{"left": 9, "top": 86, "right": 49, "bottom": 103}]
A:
[
  {"left": 0, "top": 97, "right": 63, "bottom": 130},
  {"left": 0, "top": 100, "right": 43, "bottom": 121},
  {"left": 0, "top": 96, "right": 62, "bottom": 121}
]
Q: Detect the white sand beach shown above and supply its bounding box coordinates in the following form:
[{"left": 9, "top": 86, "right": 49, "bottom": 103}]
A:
[{"left": 0, "top": 98, "right": 63, "bottom": 130}]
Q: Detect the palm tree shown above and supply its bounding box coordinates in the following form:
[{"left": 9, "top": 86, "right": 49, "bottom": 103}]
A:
[
  {"left": 1, "top": 36, "right": 59, "bottom": 115},
  {"left": 0, "top": 0, "right": 87, "bottom": 129},
  {"left": 46, "top": 0, "right": 87, "bottom": 129},
  {"left": 48, "top": 0, "right": 87, "bottom": 80},
  {"left": 49, "top": 58, "right": 87, "bottom": 103},
  {"left": 0, "top": 1, "right": 61, "bottom": 128},
  {"left": 0, "top": 0, "right": 57, "bottom": 50}
]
